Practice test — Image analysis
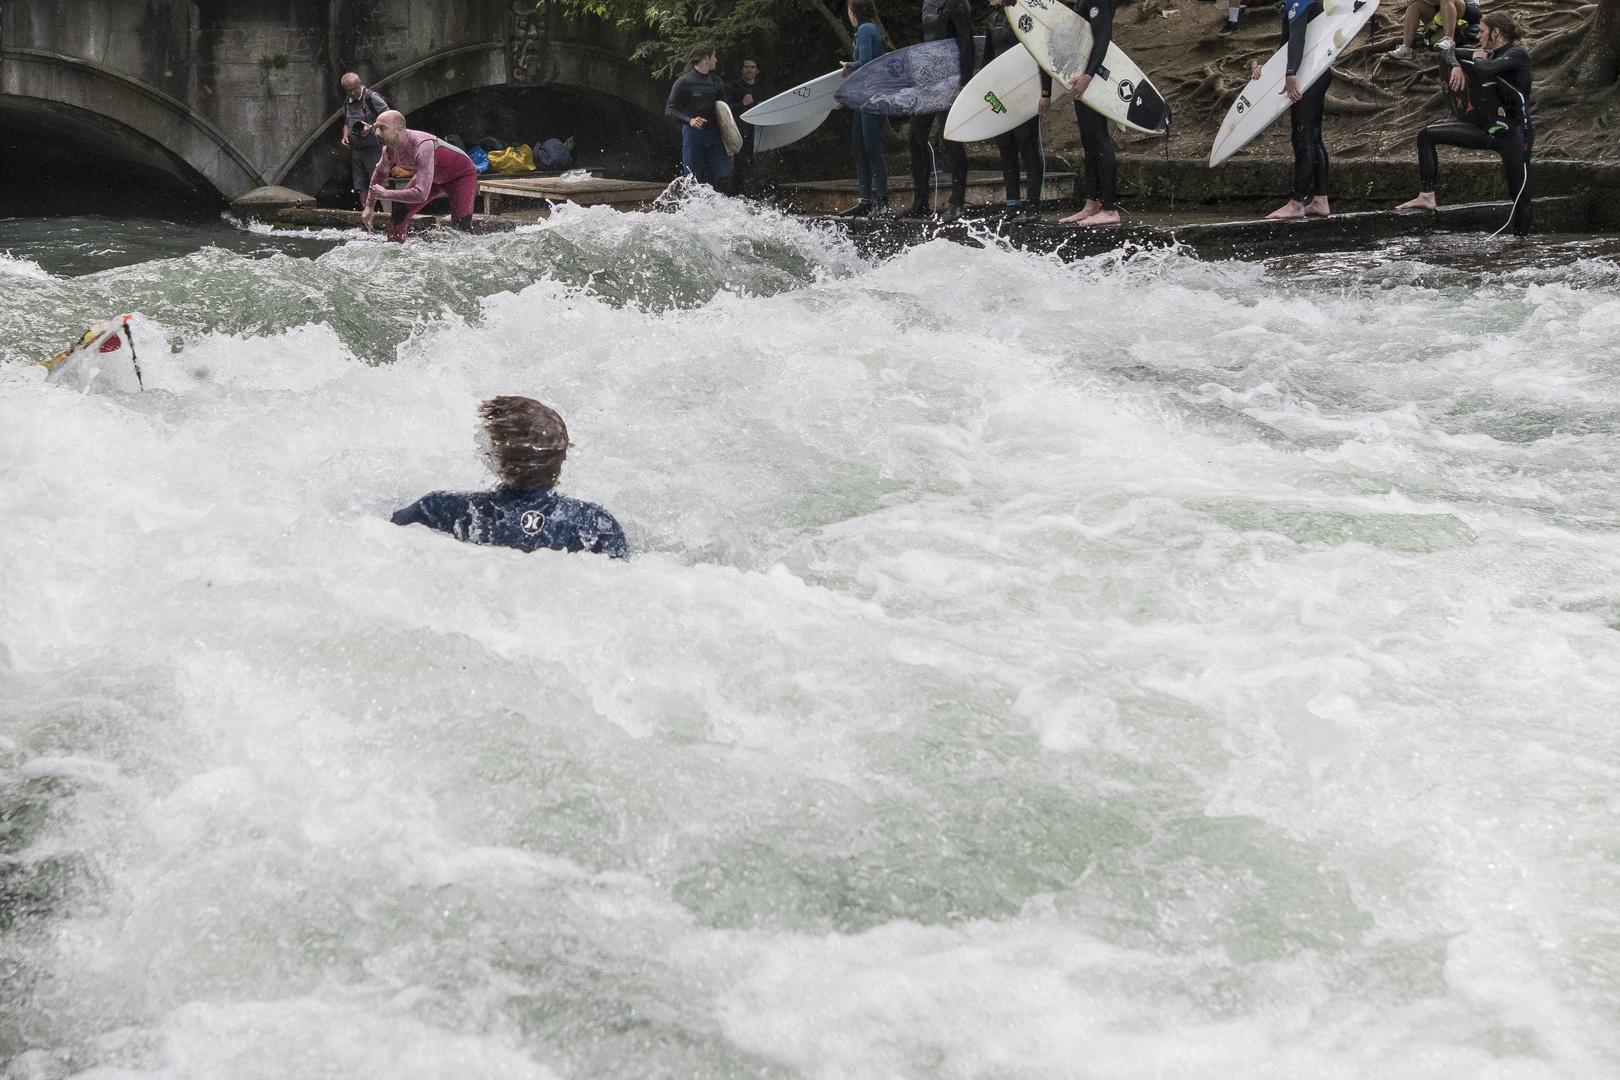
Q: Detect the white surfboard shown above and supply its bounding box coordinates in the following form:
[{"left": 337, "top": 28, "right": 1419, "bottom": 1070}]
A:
[
  {"left": 741, "top": 68, "right": 845, "bottom": 126},
  {"left": 751, "top": 111, "right": 829, "bottom": 153},
  {"left": 40, "top": 315, "right": 143, "bottom": 389},
  {"left": 715, "top": 101, "right": 745, "bottom": 155},
  {"left": 1209, "top": 0, "right": 1380, "bottom": 165},
  {"left": 1006, "top": 0, "right": 1170, "bottom": 134},
  {"left": 945, "top": 43, "right": 1044, "bottom": 142}
]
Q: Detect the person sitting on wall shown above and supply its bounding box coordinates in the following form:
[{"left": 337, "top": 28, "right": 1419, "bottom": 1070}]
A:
[
  {"left": 392, "top": 396, "right": 628, "bottom": 558},
  {"left": 1387, "top": 0, "right": 1481, "bottom": 61},
  {"left": 361, "top": 111, "right": 479, "bottom": 242}
]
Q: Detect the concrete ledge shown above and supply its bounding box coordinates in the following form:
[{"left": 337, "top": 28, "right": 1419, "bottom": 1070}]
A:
[
  {"left": 775, "top": 170, "right": 1075, "bottom": 214},
  {"left": 829, "top": 196, "right": 1591, "bottom": 262}
]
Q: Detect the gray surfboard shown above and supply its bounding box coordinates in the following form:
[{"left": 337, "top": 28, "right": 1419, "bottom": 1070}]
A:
[{"left": 833, "top": 38, "right": 985, "bottom": 116}]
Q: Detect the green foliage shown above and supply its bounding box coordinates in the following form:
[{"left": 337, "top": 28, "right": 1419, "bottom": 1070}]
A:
[{"left": 529, "top": 0, "right": 920, "bottom": 80}]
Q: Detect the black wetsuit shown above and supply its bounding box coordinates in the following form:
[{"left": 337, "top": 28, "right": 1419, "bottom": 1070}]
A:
[
  {"left": 392, "top": 486, "right": 629, "bottom": 557},
  {"left": 1070, "top": 0, "right": 1118, "bottom": 211},
  {"left": 1420, "top": 44, "right": 1534, "bottom": 236},
  {"left": 907, "top": 0, "right": 975, "bottom": 212},
  {"left": 984, "top": 8, "right": 1050, "bottom": 209},
  {"left": 726, "top": 77, "right": 761, "bottom": 195},
  {"left": 1282, "top": 0, "right": 1331, "bottom": 205}
]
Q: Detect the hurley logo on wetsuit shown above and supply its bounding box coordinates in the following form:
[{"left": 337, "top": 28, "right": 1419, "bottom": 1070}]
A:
[{"left": 520, "top": 510, "right": 546, "bottom": 535}]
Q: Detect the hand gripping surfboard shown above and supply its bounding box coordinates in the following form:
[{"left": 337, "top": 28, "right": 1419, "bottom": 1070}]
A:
[
  {"left": 1209, "top": 0, "right": 1380, "bottom": 166},
  {"left": 1005, "top": 0, "right": 1170, "bottom": 135}
]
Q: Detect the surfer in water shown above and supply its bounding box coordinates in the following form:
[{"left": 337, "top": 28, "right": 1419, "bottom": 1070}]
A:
[
  {"left": 897, "top": 0, "right": 974, "bottom": 222},
  {"left": 1397, "top": 12, "right": 1532, "bottom": 236},
  {"left": 839, "top": 0, "right": 890, "bottom": 217},
  {"left": 1058, "top": 0, "right": 1121, "bottom": 227},
  {"left": 985, "top": 0, "right": 1050, "bottom": 225},
  {"left": 1252, "top": 0, "right": 1332, "bottom": 220},
  {"left": 666, "top": 42, "right": 731, "bottom": 189},
  {"left": 392, "top": 396, "right": 628, "bottom": 559},
  {"left": 361, "top": 111, "right": 479, "bottom": 242}
]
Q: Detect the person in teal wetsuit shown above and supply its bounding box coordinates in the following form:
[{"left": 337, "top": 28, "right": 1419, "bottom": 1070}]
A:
[{"left": 838, "top": 0, "right": 890, "bottom": 218}]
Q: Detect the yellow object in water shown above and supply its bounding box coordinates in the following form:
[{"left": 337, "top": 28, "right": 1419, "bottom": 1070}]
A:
[{"left": 485, "top": 144, "right": 535, "bottom": 174}]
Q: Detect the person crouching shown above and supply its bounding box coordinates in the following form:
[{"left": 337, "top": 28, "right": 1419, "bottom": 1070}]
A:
[
  {"left": 361, "top": 110, "right": 479, "bottom": 242},
  {"left": 392, "top": 396, "right": 628, "bottom": 558},
  {"left": 1397, "top": 12, "right": 1533, "bottom": 237}
]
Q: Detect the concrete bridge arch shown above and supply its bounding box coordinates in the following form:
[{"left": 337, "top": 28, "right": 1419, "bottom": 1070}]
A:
[
  {"left": 0, "top": 47, "right": 263, "bottom": 205},
  {"left": 0, "top": 1, "right": 676, "bottom": 213}
]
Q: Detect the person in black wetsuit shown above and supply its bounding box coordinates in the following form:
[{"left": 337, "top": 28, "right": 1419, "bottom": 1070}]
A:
[
  {"left": 1398, "top": 11, "right": 1533, "bottom": 237},
  {"left": 1057, "top": 0, "right": 1120, "bottom": 227},
  {"left": 667, "top": 42, "right": 730, "bottom": 188},
  {"left": 726, "top": 58, "right": 762, "bottom": 196},
  {"left": 392, "top": 396, "right": 628, "bottom": 558},
  {"left": 1253, "top": 0, "right": 1332, "bottom": 220},
  {"left": 985, "top": 0, "right": 1051, "bottom": 225},
  {"left": 897, "top": 0, "right": 975, "bottom": 223}
]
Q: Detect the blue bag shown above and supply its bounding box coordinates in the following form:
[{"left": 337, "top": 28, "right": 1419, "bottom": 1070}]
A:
[{"left": 469, "top": 147, "right": 490, "bottom": 174}]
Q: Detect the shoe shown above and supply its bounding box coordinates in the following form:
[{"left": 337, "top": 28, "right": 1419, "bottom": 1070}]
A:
[
  {"left": 1217, "top": 21, "right": 1238, "bottom": 36},
  {"left": 837, "top": 202, "right": 872, "bottom": 218},
  {"left": 1436, "top": 36, "right": 1454, "bottom": 50},
  {"left": 894, "top": 202, "right": 930, "bottom": 220},
  {"left": 1011, "top": 207, "right": 1042, "bottom": 226},
  {"left": 1387, "top": 44, "right": 1415, "bottom": 60},
  {"left": 937, "top": 203, "right": 963, "bottom": 224}
]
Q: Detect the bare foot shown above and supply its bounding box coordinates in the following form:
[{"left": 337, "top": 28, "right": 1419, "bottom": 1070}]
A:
[
  {"left": 1305, "top": 196, "right": 1331, "bottom": 217},
  {"left": 1397, "top": 193, "right": 1437, "bottom": 211},
  {"left": 1266, "top": 200, "right": 1307, "bottom": 219},
  {"left": 1060, "top": 199, "right": 1103, "bottom": 224},
  {"left": 1070, "top": 210, "right": 1121, "bottom": 227}
]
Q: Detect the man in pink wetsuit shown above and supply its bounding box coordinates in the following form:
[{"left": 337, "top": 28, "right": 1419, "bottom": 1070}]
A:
[{"left": 361, "top": 111, "right": 478, "bottom": 242}]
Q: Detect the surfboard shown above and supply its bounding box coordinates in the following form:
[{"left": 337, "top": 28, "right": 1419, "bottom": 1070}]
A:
[
  {"left": 1005, "top": 0, "right": 1170, "bottom": 134},
  {"left": 742, "top": 69, "right": 845, "bottom": 126},
  {"left": 751, "top": 111, "right": 830, "bottom": 153},
  {"left": 1209, "top": 0, "right": 1380, "bottom": 166},
  {"left": 833, "top": 38, "right": 986, "bottom": 116},
  {"left": 40, "top": 315, "right": 143, "bottom": 389},
  {"left": 945, "top": 43, "right": 1044, "bottom": 142},
  {"left": 714, "top": 100, "right": 745, "bottom": 155}
]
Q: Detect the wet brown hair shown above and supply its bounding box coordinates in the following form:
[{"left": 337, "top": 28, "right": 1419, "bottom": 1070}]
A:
[
  {"left": 479, "top": 396, "right": 569, "bottom": 490},
  {"left": 847, "top": 0, "right": 878, "bottom": 26},
  {"left": 689, "top": 41, "right": 716, "bottom": 66},
  {"left": 1480, "top": 11, "right": 1519, "bottom": 44}
]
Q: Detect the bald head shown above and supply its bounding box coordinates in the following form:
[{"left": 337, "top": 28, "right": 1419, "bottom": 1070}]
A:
[{"left": 372, "top": 110, "right": 408, "bottom": 148}]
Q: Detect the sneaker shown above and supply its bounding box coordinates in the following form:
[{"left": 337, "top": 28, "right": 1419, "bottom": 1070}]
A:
[
  {"left": 1436, "top": 37, "right": 1454, "bottom": 50},
  {"left": 837, "top": 202, "right": 872, "bottom": 218},
  {"left": 937, "top": 203, "right": 964, "bottom": 224},
  {"left": 1387, "top": 44, "right": 1415, "bottom": 60},
  {"left": 894, "top": 202, "right": 930, "bottom": 220},
  {"left": 1217, "top": 21, "right": 1237, "bottom": 36}
]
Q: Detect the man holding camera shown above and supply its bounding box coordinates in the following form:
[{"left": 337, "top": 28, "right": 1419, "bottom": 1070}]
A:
[{"left": 340, "top": 73, "right": 389, "bottom": 205}]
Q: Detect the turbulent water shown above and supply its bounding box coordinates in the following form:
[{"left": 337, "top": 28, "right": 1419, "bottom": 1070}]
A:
[{"left": 3, "top": 193, "right": 1620, "bottom": 1079}]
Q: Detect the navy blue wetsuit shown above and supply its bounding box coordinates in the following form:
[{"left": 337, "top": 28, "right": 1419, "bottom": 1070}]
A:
[{"left": 392, "top": 486, "right": 629, "bottom": 558}]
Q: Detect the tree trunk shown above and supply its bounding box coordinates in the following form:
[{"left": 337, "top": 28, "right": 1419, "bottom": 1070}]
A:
[
  {"left": 807, "top": 0, "right": 854, "bottom": 51},
  {"left": 1569, "top": 0, "right": 1620, "bottom": 89}
]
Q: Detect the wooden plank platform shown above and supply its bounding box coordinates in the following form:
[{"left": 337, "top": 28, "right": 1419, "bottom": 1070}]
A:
[
  {"left": 775, "top": 170, "right": 1076, "bottom": 214},
  {"left": 476, "top": 175, "right": 670, "bottom": 214}
]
